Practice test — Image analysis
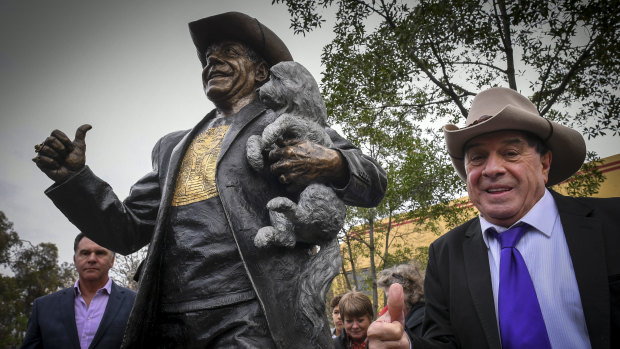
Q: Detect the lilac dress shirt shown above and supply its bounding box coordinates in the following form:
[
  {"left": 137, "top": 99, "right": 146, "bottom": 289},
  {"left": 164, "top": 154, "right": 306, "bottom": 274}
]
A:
[
  {"left": 480, "top": 189, "right": 591, "bottom": 349},
  {"left": 73, "top": 278, "right": 112, "bottom": 349}
]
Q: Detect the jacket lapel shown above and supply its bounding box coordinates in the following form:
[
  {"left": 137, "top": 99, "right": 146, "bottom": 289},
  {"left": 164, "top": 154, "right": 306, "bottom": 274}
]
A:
[
  {"left": 162, "top": 111, "right": 216, "bottom": 201},
  {"left": 552, "top": 191, "right": 609, "bottom": 349},
  {"left": 463, "top": 221, "right": 501, "bottom": 349},
  {"left": 217, "top": 100, "right": 267, "bottom": 166},
  {"left": 89, "top": 282, "right": 124, "bottom": 349},
  {"left": 60, "top": 287, "right": 81, "bottom": 349}
]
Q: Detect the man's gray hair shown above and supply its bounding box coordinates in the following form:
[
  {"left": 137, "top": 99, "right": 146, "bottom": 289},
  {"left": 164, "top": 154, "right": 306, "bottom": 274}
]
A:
[{"left": 377, "top": 261, "right": 425, "bottom": 308}]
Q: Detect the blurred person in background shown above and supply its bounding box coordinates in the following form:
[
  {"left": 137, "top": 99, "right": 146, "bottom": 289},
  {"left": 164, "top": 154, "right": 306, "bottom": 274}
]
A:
[
  {"left": 377, "top": 261, "right": 425, "bottom": 336},
  {"left": 331, "top": 294, "right": 344, "bottom": 339}
]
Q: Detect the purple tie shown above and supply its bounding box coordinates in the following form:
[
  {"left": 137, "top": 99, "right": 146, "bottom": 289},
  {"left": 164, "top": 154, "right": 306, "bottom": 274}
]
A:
[{"left": 494, "top": 224, "right": 551, "bottom": 349}]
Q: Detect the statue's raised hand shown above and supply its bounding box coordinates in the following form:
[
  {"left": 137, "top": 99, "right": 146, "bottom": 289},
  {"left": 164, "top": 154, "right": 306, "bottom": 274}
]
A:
[{"left": 32, "top": 124, "right": 92, "bottom": 182}]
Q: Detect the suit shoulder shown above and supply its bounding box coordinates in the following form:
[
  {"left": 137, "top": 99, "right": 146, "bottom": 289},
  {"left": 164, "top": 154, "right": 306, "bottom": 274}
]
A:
[
  {"left": 431, "top": 217, "right": 479, "bottom": 248},
  {"left": 112, "top": 282, "right": 137, "bottom": 297},
  {"left": 158, "top": 129, "right": 190, "bottom": 144},
  {"left": 33, "top": 287, "right": 73, "bottom": 304},
  {"left": 573, "top": 195, "right": 620, "bottom": 210},
  {"left": 553, "top": 192, "right": 620, "bottom": 217}
]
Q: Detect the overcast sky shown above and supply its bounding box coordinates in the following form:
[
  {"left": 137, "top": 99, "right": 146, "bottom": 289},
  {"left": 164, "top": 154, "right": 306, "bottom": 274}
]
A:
[
  {"left": 1, "top": 0, "right": 618, "bottom": 266},
  {"left": 0, "top": 0, "right": 339, "bottom": 265}
]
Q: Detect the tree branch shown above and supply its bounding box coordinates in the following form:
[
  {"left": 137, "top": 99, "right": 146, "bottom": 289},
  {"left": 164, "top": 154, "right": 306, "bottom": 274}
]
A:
[
  {"left": 357, "top": 93, "right": 474, "bottom": 111},
  {"left": 496, "top": 0, "right": 517, "bottom": 89},
  {"left": 449, "top": 60, "right": 508, "bottom": 74},
  {"left": 540, "top": 41, "right": 594, "bottom": 116}
]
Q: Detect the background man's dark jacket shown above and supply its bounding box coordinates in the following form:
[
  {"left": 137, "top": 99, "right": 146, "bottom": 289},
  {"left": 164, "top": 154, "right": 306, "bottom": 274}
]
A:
[
  {"left": 21, "top": 281, "right": 136, "bottom": 349},
  {"left": 45, "top": 101, "right": 387, "bottom": 348},
  {"left": 411, "top": 191, "right": 620, "bottom": 349}
]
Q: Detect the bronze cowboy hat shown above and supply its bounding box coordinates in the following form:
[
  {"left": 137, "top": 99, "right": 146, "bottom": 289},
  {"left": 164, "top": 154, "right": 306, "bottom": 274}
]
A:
[
  {"left": 444, "top": 87, "right": 586, "bottom": 186},
  {"left": 188, "top": 12, "right": 293, "bottom": 68}
]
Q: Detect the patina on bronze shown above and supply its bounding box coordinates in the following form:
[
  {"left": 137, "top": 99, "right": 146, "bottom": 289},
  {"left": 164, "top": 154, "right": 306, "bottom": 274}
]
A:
[{"left": 33, "top": 11, "right": 387, "bottom": 349}]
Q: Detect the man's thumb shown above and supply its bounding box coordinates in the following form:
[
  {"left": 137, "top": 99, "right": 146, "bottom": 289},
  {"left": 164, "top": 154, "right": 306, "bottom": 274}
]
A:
[
  {"left": 74, "top": 124, "right": 92, "bottom": 146},
  {"left": 387, "top": 283, "right": 405, "bottom": 325}
]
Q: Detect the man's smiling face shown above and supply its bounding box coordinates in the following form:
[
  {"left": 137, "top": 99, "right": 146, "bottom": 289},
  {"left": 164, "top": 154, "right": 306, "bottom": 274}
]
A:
[
  {"left": 464, "top": 130, "right": 551, "bottom": 227},
  {"left": 202, "top": 41, "right": 259, "bottom": 107}
]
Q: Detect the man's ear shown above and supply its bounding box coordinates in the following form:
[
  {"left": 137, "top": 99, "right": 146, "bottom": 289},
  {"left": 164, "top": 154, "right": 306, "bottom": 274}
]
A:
[
  {"left": 541, "top": 150, "right": 552, "bottom": 185},
  {"left": 255, "top": 62, "right": 269, "bottom": 85}
]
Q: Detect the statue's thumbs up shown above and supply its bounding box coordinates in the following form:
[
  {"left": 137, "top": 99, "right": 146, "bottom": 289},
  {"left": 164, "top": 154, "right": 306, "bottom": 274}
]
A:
[
  {"left": 33, "top": 124, "right": 92, "bottom": 182},
  {"left": 73, "top": 124, "right": 92, "bottom": 151}
]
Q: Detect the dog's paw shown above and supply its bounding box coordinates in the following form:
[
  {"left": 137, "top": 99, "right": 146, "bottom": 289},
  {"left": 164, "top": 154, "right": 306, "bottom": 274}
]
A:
[{"left": 254, "top": 226, "right": 296, "bottom": 248}]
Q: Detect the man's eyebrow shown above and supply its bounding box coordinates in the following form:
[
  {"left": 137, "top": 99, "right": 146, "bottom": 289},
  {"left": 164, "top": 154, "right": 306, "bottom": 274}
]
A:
[
  {"left": 500, "top": 137, "right": 526, "bottom": 146},
  {"left": 466, "top": 136, "right": 525, "bottom": 150}
]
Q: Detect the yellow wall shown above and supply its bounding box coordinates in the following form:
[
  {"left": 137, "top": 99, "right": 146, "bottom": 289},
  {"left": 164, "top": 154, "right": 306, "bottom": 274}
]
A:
[{"left": 588, "top": 153, "right": 620, "bottom": 197}]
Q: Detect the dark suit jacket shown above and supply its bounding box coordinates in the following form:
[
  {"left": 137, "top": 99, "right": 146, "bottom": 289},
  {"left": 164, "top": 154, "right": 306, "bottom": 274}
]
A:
[
  {"left": 411, "top": 191, "right": 620, "bottom": 349},
  {"left": 21, "top": 281, "right": 137, "bottom": 349},
  {"left": 45, "top": 100, "right": 387, "bottom": 349}
]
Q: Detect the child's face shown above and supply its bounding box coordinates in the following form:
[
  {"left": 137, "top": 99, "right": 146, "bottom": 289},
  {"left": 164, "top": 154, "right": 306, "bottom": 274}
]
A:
[
  {"left": 344, "top": 314, "right": 371, "bottom": 341},
  {"left": 332, "top": 306, "right": 343, "bottom": 332}
]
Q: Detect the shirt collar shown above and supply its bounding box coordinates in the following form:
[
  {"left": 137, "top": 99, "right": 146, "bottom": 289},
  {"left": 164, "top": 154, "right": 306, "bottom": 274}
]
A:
[
  {"left": 481, "top": 188, "right": 557, "bottom": 247},
  {"left": 74, "top": 277, "right": 113, "bottom": 296}
]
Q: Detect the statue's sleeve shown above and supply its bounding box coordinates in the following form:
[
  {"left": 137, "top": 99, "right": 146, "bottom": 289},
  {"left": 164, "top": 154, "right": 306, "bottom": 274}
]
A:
[
  {"left": 326, "top": 128, "right": 387, "bottom": 207},
  {"left": 44, "top": 139, "right": 164, "bottom": 255}
]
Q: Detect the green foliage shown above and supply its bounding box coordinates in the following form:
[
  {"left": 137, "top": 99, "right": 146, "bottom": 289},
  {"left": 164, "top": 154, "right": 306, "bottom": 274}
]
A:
[
  {"left": 551, "top": 151, "right": 605, "bottom": 197},
  {"left": 0, "top": 211, "right": 74, "bottom": 346},
  {"left": 275, "top": 0, "right": 616, "bottom": 311},
  {"left": 0, "top": 275, "right": 25, "bottom": 348},
  {"left": 412, "top": 246, "right": 429, "bottom": 270},
  {"left": 110, "top": 246, "right": 148, "bottom": 291},
  {"left": 275, "top": 0, "right": 619, "bottom": 139},
  {"left": 0, "top": 211, "right": 21, "bottom": 265}
]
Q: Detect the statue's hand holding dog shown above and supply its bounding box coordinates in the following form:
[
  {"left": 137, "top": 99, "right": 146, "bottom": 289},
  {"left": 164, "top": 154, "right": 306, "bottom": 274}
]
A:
[{"left": 247, "top": 61, "right": 347, "bottom": 248}]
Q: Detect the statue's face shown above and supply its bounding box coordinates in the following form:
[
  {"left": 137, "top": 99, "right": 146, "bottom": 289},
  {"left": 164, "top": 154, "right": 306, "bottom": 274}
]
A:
[{"left": 202, "top": 41, "right": 259, "bottom": 106}]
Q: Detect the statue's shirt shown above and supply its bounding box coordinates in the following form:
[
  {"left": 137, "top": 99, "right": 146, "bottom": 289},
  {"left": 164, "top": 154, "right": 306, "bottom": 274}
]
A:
[
  {"left": 160, "top": 114, "right": 254, "bottom": 312},
  {"left": 170, "top": 125, "right": 227, "bottom": 206}
]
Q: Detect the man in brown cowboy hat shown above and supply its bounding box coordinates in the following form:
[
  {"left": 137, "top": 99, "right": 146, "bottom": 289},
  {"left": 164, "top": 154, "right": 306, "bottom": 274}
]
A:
[
  {"left": 367, "top": 87, "right": 619, "bottom": 349},
  {"left": 32, "top": 12, "right": 387, "bottom": 348}
]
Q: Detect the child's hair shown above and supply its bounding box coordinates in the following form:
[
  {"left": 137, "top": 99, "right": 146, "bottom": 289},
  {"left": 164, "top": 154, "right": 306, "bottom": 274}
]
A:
[
  {"left": 338, "top": 291, "right": 374, "bottom": 320},
  {"left": 330, "top": 294, "right": 343, "bottom": 310}
]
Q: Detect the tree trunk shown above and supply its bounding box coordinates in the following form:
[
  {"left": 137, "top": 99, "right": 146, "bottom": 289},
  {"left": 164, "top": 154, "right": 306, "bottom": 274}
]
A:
[{"left": 367, "top": 216, "right": 379, "bottom": 316}]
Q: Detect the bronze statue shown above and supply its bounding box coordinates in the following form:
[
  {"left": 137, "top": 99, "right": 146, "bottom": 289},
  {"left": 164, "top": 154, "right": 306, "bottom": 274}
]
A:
[{"left": 33, "top": 12, "right": 387, "bottom": 349}]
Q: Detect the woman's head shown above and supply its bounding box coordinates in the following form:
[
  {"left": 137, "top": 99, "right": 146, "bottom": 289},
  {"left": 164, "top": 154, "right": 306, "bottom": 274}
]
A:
[
  {"left": 377, "top": 261, "right": 425, "bottom": 313},
  {"left": 339, "top": 291, "right": 374, "bottom": 342}
]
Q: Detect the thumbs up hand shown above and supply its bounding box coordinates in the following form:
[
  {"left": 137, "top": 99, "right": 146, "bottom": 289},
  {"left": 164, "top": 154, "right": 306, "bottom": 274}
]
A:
[
  {"left": 367, "top": 283, "right": 411, "bottom": 349},
  {"left": 33, "top": 124, "right": 92, "bottom": 182}
]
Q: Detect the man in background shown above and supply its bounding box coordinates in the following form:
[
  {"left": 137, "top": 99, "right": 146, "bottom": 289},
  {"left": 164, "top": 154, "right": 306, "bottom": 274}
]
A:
[{"left": 22, "top": 233, "right": 136, "bottom": 349}]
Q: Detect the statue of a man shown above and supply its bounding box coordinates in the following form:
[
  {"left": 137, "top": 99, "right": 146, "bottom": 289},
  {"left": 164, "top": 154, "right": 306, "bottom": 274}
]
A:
[{"left": 32, "top": 12, "right": 387, "bottom": 348}]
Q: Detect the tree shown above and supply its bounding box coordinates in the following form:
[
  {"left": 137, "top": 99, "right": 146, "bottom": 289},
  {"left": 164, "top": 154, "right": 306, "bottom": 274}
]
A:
[
  {"left": 276, "top": 0, "right": 618, "bottom": 138},
  {"left": 110, "top": 247, "right": 148, "bottom": 291},
  {"left": 274, "top": 0, "right": 615, "bottom": 307},
  {"left": 0, "top": 211, "right": 74, "bottom": 347}
]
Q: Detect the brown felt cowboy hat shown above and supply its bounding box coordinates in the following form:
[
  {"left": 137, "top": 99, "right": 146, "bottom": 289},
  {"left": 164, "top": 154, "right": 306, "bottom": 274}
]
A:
[
  {"left": 444, "top": 87, "right": 586, "bottom": 186},
  {"left": 188, "top": 12, "right": 293, "bottom": 68}
]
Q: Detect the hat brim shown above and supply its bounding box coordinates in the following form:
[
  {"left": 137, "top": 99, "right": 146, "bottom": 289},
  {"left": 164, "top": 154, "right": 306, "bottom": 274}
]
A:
[
  {"left": 444, "top": 104, "right": 586, "bottom": 186},
  {"left": 188, "top": 12, "right": 293, "bottom": 68}
]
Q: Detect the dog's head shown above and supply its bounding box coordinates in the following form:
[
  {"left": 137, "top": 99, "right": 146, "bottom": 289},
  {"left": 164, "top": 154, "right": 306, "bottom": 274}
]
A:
[{"left": 259, "top": 61, "right": 328, "bottom": 126}]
